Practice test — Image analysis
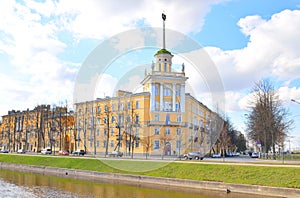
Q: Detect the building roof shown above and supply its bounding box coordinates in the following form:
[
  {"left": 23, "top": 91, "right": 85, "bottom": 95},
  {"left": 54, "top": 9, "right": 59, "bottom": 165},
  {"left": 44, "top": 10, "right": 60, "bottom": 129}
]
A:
[{"left": 155, "top": 48, "right": 172, "bottom": 55}]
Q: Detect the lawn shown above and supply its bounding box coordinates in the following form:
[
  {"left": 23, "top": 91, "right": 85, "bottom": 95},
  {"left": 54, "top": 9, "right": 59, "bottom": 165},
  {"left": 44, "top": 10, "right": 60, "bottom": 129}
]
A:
[{"left": 0, "top": 154, "right": 299, "bottom": 189}]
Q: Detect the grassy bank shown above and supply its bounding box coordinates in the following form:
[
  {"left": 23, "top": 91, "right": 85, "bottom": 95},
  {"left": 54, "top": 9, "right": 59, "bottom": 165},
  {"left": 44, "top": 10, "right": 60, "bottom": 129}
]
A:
[{"left": 0, "top": 154, "right": 299, "bottom": 189}]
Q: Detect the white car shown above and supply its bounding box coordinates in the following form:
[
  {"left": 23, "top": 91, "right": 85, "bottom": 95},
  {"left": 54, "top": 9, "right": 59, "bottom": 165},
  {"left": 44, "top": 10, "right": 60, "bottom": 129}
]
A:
[
  {"left": 212, "top": 153, "right": 221, "bottom": 158},
  {"left": 17, "top": 149, "right": 26, "bottom": 154},
  {"left": 41, "top": 148, "right": 52, "bottom": 154},
  {"left": 251, "top": 152, "right": 259, "bottom": 158}
]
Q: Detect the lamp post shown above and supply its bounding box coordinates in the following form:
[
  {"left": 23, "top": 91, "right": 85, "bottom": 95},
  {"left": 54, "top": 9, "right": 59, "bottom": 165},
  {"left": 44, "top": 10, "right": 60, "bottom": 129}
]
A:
[{"left": 291, "top": 99, "right": 300, "bottom": 104}]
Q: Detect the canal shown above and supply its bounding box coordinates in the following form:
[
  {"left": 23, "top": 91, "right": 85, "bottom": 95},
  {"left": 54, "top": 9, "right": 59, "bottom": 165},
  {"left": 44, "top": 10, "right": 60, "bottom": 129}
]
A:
[{"left": 0, "top": 169, "right": 275, "bottom": 198}]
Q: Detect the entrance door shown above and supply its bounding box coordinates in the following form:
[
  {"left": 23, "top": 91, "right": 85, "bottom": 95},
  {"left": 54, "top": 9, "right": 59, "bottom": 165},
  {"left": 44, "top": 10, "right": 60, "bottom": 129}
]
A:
[{"left": 164, "top": 142, "right": 171, "bottom": 155}]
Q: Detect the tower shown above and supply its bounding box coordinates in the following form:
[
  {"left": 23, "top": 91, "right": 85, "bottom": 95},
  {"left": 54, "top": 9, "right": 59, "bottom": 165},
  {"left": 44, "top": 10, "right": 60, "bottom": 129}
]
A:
[{"left": 141, "top": 13, "right": 188, "bottom": 113}]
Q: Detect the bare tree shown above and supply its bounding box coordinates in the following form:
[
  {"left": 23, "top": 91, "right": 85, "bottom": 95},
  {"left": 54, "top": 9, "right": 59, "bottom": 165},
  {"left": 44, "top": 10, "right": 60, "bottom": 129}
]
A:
[
  {"left": 246, "top": 80, "right": 293, "bottom": 158},
  {"left": 216, "top": 121, "right": 231, "bottom": 158}
]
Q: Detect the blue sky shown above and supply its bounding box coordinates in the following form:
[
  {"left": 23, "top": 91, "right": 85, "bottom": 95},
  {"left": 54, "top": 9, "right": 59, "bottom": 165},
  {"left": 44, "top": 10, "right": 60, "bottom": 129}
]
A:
[{"left": 0, "top": 0, "right": 300, "bottom": 149}]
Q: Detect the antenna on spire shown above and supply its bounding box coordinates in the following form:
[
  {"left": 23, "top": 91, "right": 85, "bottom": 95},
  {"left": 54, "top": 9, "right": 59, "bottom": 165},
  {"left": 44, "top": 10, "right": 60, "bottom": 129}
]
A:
[{"left": 162, "top": 12, "right": 166, "bottom": 49}]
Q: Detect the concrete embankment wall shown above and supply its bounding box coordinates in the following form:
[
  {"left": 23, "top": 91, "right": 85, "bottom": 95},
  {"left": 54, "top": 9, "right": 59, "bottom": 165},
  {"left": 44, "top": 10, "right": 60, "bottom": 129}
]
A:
[{"left": 0, "top": 162, "right": 299, "bottom": 198}]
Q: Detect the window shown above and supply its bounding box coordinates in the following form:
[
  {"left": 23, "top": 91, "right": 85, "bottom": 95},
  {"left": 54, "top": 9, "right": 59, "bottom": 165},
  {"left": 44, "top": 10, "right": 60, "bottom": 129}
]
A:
[
  {"left": 104, "top": 129, "right": 107, "bottom": 136},
  {"left": 177, "top": 115, "right": 182, "bottom": 122},
  {"left": 176, "top": 128, "right": 182, "bottom": 136},
  {"left": 175, "top": 103, "right": 180, "bottom": 111},
  {"left": 126, "top": 115, "right": 131, "bottom": 122},
  {"left": 97, "top": 106, "right": 101, "bottom": 113},
  {"left": 176, "top": 140, "right": 182, "bottom": 149},
  {"left": 96, "top": 129, "right": 100, "bottom": 136},
  {"left": 118, "top": 103, "right": 124, "bottom": 111},
  {"left": 154, "top": 128, "right": 160, "bottom": 135},
  {"left": 135, "top": 128, "right": 139, "bottom": 136},
  {"left": 104, "top": 105, "right": 108, "bottom": 112},
  {"left": 119, "top": 114, "right": 124, "bottom": 124},
  {"left": 90, "top": 140, "right": 93, "bottom": 148},
  {"left": 104, "top": 117, "right": 107, "bottom": 124},
  {"left": 127, "top": 102, "right": 131, "bottom": 110},
  {"left": 96, "top": 140, "right": 100, "bottom": 147},
  {"left": 110, "top": 140, "right": 114, "bottom": 148},
  {"left": 103, "top": 140, "right": 106, "bottom": 148},
  {"left": 154, "top": 140, "right": 160, "bottom": 150},
  {"left": 135, "top": 114, "right": 139, "bottom": 123},
  {"left": 159, "top": 63, "right": 161, "bottom": 71},
  {"left": 164, "top": 87, "right": 171, "bottom": 96},
  {"left": 164, "top": 63, "right": 167, "bottom": 72},
  {"left": 112, "top": 116, "right": 115, "bottom": 123},
  {"left": 164, "top": 102, "right": 172, "bottom": 111},
  {"left": 154, "top": 114, "right": 160, "bottom": 121},
  {"left": 89, "top": 117, "right": 94, "bottom": 127},
  {"left": 97, "top": 118, "right": 100, "bottom": 125},
  {"left": 89, "top": 129, "right": 92, "bottom": 139},
  {"left": 166, "top": 128, "right": 170, "bottom": 135},
  {"left": 200, "top": 120, "right": 204, "bottom": 127},
  {"left": 166, "top": 114, "right": 170, "bottom": 125},
  {"left": 155, "top": 86, "right": 159, "bottom": 96},
  {"left": 136, "top": 101, "right": 140, "bottom": 109},
  {"left": 111, "top": 128, "right": 114, "bottom": 136},
  {"left": 77, "top": 120, "right": 81, "bottom": 128},
  {"left": 90, "top": 106, "right": 94, "bottom": 114}
]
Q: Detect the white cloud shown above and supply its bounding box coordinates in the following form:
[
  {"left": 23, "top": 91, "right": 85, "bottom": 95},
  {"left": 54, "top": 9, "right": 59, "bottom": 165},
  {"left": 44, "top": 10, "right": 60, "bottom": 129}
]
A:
[
  {"left": 200, "top": 9, "right": 300, "bottom": 114},
  {"left": 235, "top": 10, "right": 300, "bottom": 79},
  {"left": 278, "top": 86, "right": 300, "bottom": 104}
]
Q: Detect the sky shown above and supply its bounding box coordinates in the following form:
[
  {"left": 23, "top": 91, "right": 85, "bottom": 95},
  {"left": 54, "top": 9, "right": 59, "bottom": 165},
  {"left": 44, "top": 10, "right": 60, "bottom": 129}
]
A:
[{"left": 0, "top": 0, "right": 300, "bottom": 149}]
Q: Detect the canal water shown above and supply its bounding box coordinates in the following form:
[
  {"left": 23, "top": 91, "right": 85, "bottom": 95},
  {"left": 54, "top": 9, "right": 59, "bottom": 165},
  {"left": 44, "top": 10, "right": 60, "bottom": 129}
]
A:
[{"left": 0, "top": 169, "right": 274, "bottom": 198}]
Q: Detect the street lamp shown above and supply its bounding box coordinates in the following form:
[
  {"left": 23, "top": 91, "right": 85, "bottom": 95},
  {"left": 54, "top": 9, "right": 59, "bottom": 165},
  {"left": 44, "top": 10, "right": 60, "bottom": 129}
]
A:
[{"left": 291, "top": 99, "right": 300, "bottom": 104}]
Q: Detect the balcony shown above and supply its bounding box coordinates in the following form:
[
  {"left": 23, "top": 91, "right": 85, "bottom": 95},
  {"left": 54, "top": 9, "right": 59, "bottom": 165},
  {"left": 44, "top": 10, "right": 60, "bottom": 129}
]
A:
[
  {"left": 147, "top": 121, "right": 164, "bottom": 126},
  {"left": 147, "top": 121, "right": 187, "bottom": 127}
]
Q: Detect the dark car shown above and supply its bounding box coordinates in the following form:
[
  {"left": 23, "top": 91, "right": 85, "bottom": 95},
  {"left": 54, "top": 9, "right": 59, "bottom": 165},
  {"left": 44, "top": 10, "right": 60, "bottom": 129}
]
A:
[
  {"left": 183, "top": 152, "right": 204, "bottom": 160},
  {"left": 1, "top": 149, "right": 9, "bottom": 153},
  {"left": 73, "top": 150, "right": 86, "bottom": 156}
]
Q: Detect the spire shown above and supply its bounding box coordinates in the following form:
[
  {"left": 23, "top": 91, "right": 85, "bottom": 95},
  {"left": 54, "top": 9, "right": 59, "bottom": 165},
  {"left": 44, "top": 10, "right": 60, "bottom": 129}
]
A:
[{"left": 162, "top": 12, "right": 166, "bottom": 49}]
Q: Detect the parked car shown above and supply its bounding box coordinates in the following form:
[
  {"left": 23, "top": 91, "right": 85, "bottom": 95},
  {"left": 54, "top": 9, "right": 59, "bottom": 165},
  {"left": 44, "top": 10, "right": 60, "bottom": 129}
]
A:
[
  {"left": 1, "top": 149, "right": 9, "bottom": 153},
  {"left": 251, "top": 152, "right": 259, "bottom": 158},
  {"left": 109, "top": 151, "right": 123, "bottom": 157},
  {"left": 17, "top": 149, "right": 26, "bottom": 154},
  {"left": 41, "top": 148, "right": 52, "bottom": 154},
  {"left": 58, "top": 150, "right": 69, "bottom": 155},
  {"left": 212, "top": 153, "right": 221, "bottom": 158},
  {"left": 73, "top": 150, "right": 85, "bottom": 156},
  {"left": 183, "top": 152, "right": 204, "bottom": 160},
  {"left": 226, "top": 152, "right": 233, "bottom": 157}
]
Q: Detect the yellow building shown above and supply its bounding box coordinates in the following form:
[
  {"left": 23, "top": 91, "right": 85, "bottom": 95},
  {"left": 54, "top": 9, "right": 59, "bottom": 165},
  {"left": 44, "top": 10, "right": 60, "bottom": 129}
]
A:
[
  {"left": 0, "top": 105, "right": 74, "bottom": 153},
  {"left": 74, "top": 47, "right": 220, "bottom": 157}
]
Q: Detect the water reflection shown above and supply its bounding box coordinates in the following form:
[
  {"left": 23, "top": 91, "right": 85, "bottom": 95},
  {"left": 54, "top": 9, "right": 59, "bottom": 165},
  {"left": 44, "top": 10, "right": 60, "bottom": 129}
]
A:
[{"left": 0, "top": 169, "right": 274, "bottom": 198}]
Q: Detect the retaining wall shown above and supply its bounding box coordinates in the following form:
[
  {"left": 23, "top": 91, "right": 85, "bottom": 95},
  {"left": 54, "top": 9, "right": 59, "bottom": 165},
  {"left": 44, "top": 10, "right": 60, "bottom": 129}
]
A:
[{"left": 0, "top": 162, "right": 299, "bottom": 198}]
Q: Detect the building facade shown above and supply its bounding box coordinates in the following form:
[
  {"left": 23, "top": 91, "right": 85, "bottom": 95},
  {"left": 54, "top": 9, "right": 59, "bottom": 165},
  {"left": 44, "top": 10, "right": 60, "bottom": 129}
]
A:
[
  {"left": 74, "top": 48, "right": 221, "bottom": 157},
  {"left": 0, "top": 105, "right": 74, "bottom": 153}
]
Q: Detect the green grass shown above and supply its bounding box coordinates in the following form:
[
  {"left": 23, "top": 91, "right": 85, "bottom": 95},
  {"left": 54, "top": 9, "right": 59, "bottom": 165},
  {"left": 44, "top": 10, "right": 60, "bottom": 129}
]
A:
[{"left": 0, "top": 154, "right": 299, "bottom": 189}]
